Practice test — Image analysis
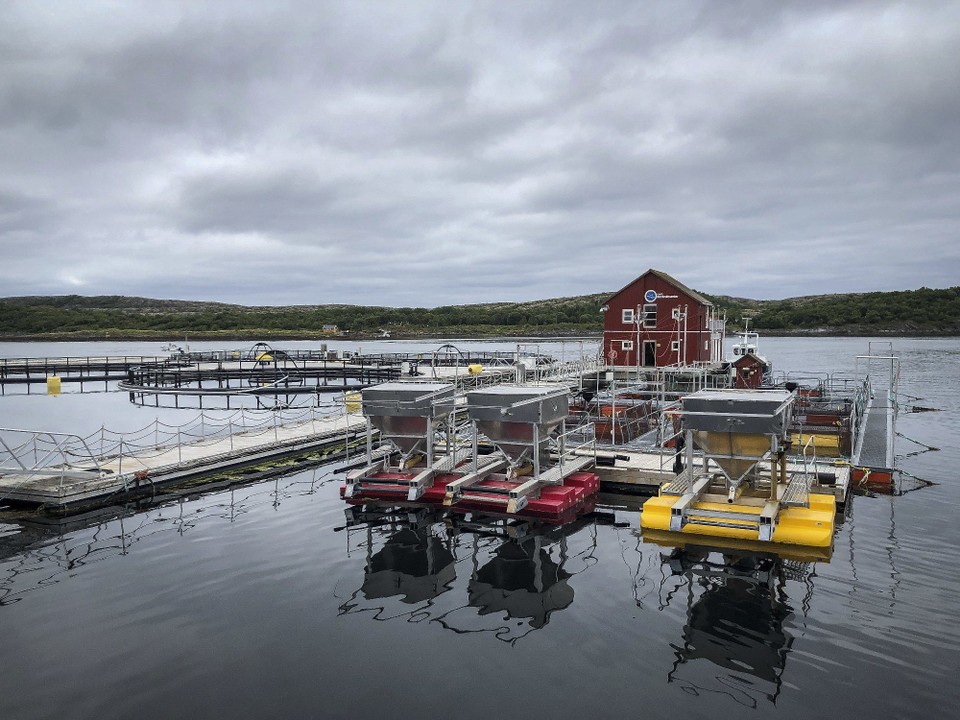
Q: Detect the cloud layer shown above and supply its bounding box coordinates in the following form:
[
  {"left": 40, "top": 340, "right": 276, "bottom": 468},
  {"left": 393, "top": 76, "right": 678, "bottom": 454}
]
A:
[{"left": 2, "top": 1, "right": 958, "bottom": 306}]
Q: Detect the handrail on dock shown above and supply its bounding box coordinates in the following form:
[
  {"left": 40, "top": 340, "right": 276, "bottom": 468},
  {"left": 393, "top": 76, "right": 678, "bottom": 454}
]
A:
[
  {"left": 0, "top": 429, "right": 105, "bottom": 480},
  {"left": 0, "top": 403, "right": 362, "bottom": 503}
]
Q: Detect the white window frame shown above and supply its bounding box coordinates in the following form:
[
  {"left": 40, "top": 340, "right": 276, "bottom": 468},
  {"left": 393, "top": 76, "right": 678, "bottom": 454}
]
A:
[
  {"left": 622, "top": 308, "right": 634, "bottom": 324},
  {"left": 643, "top": 304, "right": 657, "bottom": 328},
  {"left": 671, "top": 340, "right": 681, "bottom": 352},
  {"left": 621, "top": 340, "right": 634, "bottom": 351}
]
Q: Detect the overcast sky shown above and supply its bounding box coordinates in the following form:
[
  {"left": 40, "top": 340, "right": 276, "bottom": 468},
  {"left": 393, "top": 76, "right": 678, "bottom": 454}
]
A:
[{"left": 1, "top": 1, "right": 958, "bottom": 307}]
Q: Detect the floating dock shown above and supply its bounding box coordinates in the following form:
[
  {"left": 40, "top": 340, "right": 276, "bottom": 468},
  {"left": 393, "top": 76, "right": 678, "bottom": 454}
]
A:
[
  {"left": 0, "top": 410, "right": 367, "bottom": 508},
  {"left": 850, "top": 350, "right": 900, "bottom": 488},
  {"left": 0, "top": 354, "right": 168, "bottom": 392},
  {"left": 0, "top": 340, "right": 899, "bottom": 547}
]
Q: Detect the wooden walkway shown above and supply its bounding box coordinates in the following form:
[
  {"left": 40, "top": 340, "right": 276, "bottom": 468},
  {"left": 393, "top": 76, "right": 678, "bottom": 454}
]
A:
[{"left": 0, "top": 413, "right": 367, "bottom": 507}]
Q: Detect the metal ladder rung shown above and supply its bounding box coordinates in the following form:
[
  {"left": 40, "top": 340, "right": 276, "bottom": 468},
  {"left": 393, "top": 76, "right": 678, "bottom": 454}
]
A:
[
  {"left": 686, "top": 518, "right": 759, "bottom": 531},
  {"left": 460, "top": 493, "right": 509, "bottom": 504},
  {"left": 686, "top": 508, "right": 761, "bottom": 523}
]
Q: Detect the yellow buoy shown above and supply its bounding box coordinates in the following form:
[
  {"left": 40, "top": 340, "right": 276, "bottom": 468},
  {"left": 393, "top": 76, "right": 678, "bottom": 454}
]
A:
[
  {"left": 47, "top": 376, "right": 62, "bottom": 395},
  {"left": 467, "top": 364, "right": 483, "bottom": 375}
]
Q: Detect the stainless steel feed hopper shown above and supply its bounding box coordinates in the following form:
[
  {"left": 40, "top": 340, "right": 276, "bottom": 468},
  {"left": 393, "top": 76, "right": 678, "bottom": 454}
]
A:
[
  {"left": 465, "top": 386, "right": 569, "bottom": 476},
  {"left": 657, "top": 389, "right": 839, "bottom": 544},
  {"left": 451, "top": 386, "right": 592, "bottom": 513},
  {"left": 344, "top": 382, "right": 460, "bottom": 501},
  {"left": 361, "top": 382, "right": 456, "bottom": 464},
  {"left": 664, "top": 389, "right": 796, "bottom": 538},
  {"left": 682, "top": 389, "right": 794, "bottom": 485}
]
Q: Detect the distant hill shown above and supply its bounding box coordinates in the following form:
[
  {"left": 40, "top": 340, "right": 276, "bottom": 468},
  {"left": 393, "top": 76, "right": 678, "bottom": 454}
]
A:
[
  {"left": 702, "top": 287, "right": 960, "bottom": 335},
  {"left": 1, "top": 287, "right": 958, "bottom": 339}
]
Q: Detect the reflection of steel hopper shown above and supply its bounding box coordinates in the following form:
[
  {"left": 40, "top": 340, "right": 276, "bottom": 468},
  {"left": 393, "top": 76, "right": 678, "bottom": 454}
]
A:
[
  {"left": 338, "top": 506, "right": 594, "bottom": 641},
  {"left": 641, "top": 389, "right": 837, "bottom": 550},
  {"left": 469, "top": 537, "right": 574, "bottom": 629},
  {"left": 362, "top": 526, "right": 456, "bottom": 604},
  {"left": 663, "top": 549, "right": 798, "bottom": 703}
]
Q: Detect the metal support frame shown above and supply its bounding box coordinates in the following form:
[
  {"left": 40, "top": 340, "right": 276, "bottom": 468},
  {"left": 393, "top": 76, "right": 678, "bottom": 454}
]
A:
[
  {"left": 669, "top": 477, "right": 712, "bottom": 532},
  {"left": 758, "top": 500, "right": 780, "bottom": 541},
  {"left": 443, "top": 458, "right": 509, "bottom": 506}
]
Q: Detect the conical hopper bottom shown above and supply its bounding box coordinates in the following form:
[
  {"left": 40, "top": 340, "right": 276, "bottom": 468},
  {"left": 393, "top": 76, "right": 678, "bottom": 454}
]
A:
[{"left": 692, "top": 430, "right": 770, "bottom": 482}]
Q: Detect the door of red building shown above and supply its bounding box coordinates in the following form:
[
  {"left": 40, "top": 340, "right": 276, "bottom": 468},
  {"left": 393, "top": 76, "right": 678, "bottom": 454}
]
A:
[{"left": 642, "top": 341, "right": 657, "bottom": 367}]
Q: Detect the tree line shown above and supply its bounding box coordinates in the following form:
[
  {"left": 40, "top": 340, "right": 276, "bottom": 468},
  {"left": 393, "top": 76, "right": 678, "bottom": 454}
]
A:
[
  {"left": 706, "top": 287, "right": 960, "bottom": 334},
  {"left": 1, "top": 287, "right": 957, "bottom": 338}
]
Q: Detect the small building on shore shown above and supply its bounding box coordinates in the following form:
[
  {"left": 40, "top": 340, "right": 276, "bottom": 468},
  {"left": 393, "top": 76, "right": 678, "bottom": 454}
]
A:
[{"left": 601, "top": 269, "right": 724, "bottom": 369}]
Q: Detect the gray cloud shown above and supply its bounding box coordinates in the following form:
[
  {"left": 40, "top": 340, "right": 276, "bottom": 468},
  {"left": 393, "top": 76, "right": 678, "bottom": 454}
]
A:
[{"left": 1, "top": 0, "right": 958, "bottom": 307}]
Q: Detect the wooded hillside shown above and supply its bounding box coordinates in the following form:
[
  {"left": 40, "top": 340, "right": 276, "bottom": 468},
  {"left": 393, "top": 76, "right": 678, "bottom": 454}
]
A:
[{"left": 1, "top": 287, "right": 957, "bottom": 339}]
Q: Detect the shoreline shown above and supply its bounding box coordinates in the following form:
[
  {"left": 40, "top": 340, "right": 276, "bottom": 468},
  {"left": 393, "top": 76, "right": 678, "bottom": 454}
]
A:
[{"left": 1, "top": 328, "right": 958, "bottom": 343}]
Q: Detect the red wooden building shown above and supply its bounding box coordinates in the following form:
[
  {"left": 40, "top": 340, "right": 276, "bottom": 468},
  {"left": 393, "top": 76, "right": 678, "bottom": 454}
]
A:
[
  {"left": 732, "top": 352, "right": 767, "bottom": 388},
  {"left": 602, "top": 269, "right": 724, "bottom": 368}
]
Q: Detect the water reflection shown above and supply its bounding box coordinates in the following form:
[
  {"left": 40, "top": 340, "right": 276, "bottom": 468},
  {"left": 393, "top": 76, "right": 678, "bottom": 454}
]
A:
[
  {"left": 337, "top": 505, "right": 595, "bottom": 643},
  {"left": 467, "top": 533, "right": 574, "bottom": 630},
  {"left": 656, "top": 545, "right": 815, "bottom": 708},
  {"left": 358, "top": 510, "right": 457, "bottom": 604},
  {"left": 0, "top": 466, "right": 338, "bottom": 607}
]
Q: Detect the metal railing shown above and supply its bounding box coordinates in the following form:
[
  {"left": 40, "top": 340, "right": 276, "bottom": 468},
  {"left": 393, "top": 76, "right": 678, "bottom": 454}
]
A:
[
  {"left": 550, "top": 421, "right": 597, "bottom": 480},
  {"left": 0, "top": 402, "right": 361, "bottom": 500}
]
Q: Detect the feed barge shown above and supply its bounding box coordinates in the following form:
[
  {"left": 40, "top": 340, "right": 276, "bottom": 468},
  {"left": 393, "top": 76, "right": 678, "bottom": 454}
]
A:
[{"left": 341, "top": 383, "right": 599, "bottom": 521}]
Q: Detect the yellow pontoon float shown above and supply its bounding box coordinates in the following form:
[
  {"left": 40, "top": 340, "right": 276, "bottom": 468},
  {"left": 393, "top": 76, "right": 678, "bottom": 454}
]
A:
[{"left": 641, "top": 389, "right": 837, "bottom": 552}]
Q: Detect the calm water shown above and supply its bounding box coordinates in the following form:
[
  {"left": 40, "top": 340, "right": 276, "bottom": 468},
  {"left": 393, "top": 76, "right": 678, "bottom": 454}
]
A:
[{"left": 0, "top": 337, "right": 958, "bottom": 720}]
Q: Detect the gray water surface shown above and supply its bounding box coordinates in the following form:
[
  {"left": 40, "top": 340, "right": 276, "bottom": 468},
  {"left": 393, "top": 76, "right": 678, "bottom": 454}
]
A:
[{"left": 0, "top": 337, "right": 957, "bottom": 720}]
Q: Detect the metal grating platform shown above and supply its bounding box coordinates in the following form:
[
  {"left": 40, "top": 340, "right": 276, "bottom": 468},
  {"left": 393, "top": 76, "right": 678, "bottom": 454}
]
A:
[
  {"left": 856, "top": 395, "right": 894, "bottom": 469},
  {"left": 661, "top": 469, "right": 693, "bottom": 496},
  {"left": 781, "top": 472, "right": 813, "bottom": 507},
  {"left": 535, "top": 455, "right": 594, "bottom": 485}
]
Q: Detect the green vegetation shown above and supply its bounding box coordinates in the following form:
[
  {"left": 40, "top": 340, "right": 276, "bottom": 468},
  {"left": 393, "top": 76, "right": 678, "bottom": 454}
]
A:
[
  {"left": 1, "top": 287, "right": 957, "bottom": 340},
  {"left": 0, "top": 293, "right": 609, "bottom": 339},
  {"left": 704, "top": 287, "right": 960, "bottom": 335}
]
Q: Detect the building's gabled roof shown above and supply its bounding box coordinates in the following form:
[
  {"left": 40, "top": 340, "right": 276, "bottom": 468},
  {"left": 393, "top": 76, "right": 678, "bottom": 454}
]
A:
[{"left": 603, "top": 268, "right": 713, "bottom": 307}]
